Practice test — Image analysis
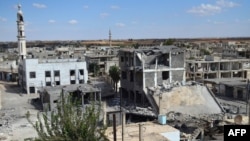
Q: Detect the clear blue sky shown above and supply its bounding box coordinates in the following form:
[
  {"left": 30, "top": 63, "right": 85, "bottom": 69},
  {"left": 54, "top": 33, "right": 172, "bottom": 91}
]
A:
[{"left": 0, "top": 0, "right": 250, "bottom": 41}]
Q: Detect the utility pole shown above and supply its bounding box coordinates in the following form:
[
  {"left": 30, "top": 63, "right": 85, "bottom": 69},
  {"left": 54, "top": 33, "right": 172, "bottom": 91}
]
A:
[
  {"left": 245, "top": 79, "right": 250, "bottom": 125},
  {"left": 122, "top": 112, "right": 126, "bottom": 141},
  {"left": 246, "top": 79, "right": 249, "bottom": 115},
  {"left": 113, "top": 114, "right": 117, "bottom": 141},
  {"left": 139, "top": 124, "right": 143, "bottom": 141},
  {"left": 248, "top": 99, "right": 250, "bottom": 125}
]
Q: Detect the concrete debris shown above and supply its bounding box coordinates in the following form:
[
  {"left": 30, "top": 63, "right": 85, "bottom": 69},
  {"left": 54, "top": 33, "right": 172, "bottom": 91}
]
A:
[
  {"left": 0, "top": 108, "right": 17, "bottom": 133},
  {"left": 149, "top": 85, "right": 223, "bottom": 115}
]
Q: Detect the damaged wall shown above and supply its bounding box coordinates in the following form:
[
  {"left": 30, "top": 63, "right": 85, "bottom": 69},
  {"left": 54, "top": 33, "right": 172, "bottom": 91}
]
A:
[
  {"left": 171, "top": 52, "right": 184, "bottom": 68},
  {"left": 172, "top": 70, "right": 184, "bottom": 82},
  {"left": 145, "top": 72, "right": 155, "bottom": 87}
]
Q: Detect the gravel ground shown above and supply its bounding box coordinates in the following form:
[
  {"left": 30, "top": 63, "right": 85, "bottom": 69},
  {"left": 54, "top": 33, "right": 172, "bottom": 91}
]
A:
[{"left": 0, "top": 81, "right": 39, "bottom": 141}]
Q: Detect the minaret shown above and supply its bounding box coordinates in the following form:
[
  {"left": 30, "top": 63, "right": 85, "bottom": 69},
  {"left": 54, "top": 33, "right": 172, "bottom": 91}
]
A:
[
  {"left": 109, "top": 29, "right": 112, "bottom": 47},
  {"left": 17, "top": 4, "right": 26, "bottom": 60}
]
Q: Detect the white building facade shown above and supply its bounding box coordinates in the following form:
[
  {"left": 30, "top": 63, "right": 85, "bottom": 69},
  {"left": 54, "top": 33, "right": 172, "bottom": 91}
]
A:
[
  {"left": 16, "top": 5, "right": 88, "bottom": 94},
  {"left": 21, "top": 58, "right": 88, "bottom": 94}
]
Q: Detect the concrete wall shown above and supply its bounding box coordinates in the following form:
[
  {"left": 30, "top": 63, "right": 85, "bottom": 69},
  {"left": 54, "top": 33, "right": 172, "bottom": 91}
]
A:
[
  {"left": 23, "top": 59, "right": 88, "bottom": 94},
  {"left": 145, "top": 72, "right": 155, "bottom": 88},
  {"left": 171, "top": 52, "right": 184, "bottom": 68},
  {"left": 172, "top": 70, "right": 184, "bottom": 82},
  {"left": 157, "top": 72, "right": 163, "bottom": 85},
  {"left": 160, "top": 131, "right": 180, "bottom": 141}
]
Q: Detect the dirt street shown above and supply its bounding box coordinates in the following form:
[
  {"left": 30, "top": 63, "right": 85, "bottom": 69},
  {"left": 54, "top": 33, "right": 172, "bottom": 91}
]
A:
[{"left": 0, "top": 81, "right": 39, "bottom": 141}]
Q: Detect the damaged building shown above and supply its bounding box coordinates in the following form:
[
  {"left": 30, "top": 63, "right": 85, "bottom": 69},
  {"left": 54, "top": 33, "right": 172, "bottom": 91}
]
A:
[
  {"left": 38, "top": 84, "right": 101, "bottom": 111},
  {"left": 119, "top": 46, "right": 186, "bottom": 114},
  {"left": 186, "top": 58, "right": 250, "bottom": 81}
]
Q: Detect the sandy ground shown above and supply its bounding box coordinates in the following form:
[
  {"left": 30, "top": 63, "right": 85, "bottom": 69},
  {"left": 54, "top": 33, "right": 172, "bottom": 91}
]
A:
[{"left": 0, "top": 81, "right": 39, "bottom": 141}]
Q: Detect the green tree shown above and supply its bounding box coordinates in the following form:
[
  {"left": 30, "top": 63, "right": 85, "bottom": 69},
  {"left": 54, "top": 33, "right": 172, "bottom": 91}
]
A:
[
  {"left": 109, "top": 65, "right": 120, "bottom": 93},
  {"left": 26, "top": 93, "right": 108, "bottom": 141},
  {"left": 132, "top": 43, "right": 140, "bottom": 49},
  {"left": 88, "top": 63, "right": 100, "bottom": 76},
  {"left": 163, "top": 38, "right": 175, "bottom": 45},
  {"left": 200, "top": 48, "right": 211, "bottom": 55}
]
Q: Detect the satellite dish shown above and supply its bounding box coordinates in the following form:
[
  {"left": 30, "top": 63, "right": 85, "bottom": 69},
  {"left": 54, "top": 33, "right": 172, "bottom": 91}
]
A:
[{"left": 234, "top": 115, "right": 242, "bottom": 125}]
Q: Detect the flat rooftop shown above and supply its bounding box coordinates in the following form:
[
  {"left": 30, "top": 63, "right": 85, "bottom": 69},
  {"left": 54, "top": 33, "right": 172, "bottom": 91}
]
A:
[
  {"left": 186, "top": 58, "right": 250, "bottom": 63},
  {"left": 203, "top": 78, "right": 246, "bottom": 84},
  {"left": 106, "top": 121, "right": 179, "bottom": 141},
  {"left": 38, "top": 84, "right": 100, "bottom": 95}
]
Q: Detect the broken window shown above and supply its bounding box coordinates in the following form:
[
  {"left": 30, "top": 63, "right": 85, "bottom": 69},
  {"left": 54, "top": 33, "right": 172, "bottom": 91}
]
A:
[
  {"left": 79, "top": 69, "right": 84, "bottom": 75},
  {"left": 70, "top": 70, "right": 75, "bottom": 76},
  {"left": 122, "top": 71, "right": 127, "bottom": 79},
  {"left": 79, "top": 79, "right": 84, "bottom": 84},
  {"left": 162, "top": 71, "right": 169, "bottom": 80},
  {"left": 71, "top": 80, "right": 76, "bottom": 84},
  {"left": 29, "top": 72, "right": 36, "bottom": 78},
  {"left": 130, "top": 57, "right": 134, "bottom": 66},
  {"left": 130, "top": 71, "right": 134, "bottom": 82},
  {"left": 55, "top": 81, "right": 60, "bottom": 85},
  {"left": 54, "top": 70, "right": 60, "bottom": 77},
  {"left": 46, "top": 82, "right": 51, "bottom": 86},
  {"left": 158, "top": 54, "right": 169, "bottom": 66},
  {"left": 45, "top": 71, "right": 51, "bottom": 77},
  {"left": 29, "top": 87, "right": 35, "bottom": 93},
  {"left": 125, "top": 57, "right": 128, "bottom": 61}
]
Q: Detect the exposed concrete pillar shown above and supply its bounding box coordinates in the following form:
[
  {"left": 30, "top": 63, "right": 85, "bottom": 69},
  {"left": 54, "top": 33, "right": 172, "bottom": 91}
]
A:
[
  {"left": 154, "top": 57, "right": 158, "bottom": 87},
  {"left": 169, "top": 51, "right": 172, "bottom": 83},
  {"left": 218, "top": 62, "right": 221, "bottom": 79},
  {"left": 193, "top": 63, "right": 195, "bottom": 81},
  {"left": 230, "top": 62, "right": 233, "bottom": 78},
  {"left": 122, "top": 112, "right": 126, "bottom": 141},
  {"left": 233, "top": 87, "right": 237, "bottom": 99},
  {"left": 142, "top": 93, "right": 145, "bottom": 106},
  {"left": 103, "top": 101, "right": 107, "bottom": 125},
  {"left": 128, "top": 91, "right": 131, "bottom": 102},
  {"left": 183, "top": 57, "right": 186, "bottom": 84},
  {"left": 142, "top": 58, "right": 145, "bottom": 90},
  {"left": 139, "top": 124, "right": 143, "bottom": 141},
  {"left": 134, "top": 91, "right": 136, "bottom": 106}
]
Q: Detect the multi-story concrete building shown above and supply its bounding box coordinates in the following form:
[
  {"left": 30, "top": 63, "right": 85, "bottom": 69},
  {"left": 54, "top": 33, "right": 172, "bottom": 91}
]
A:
[
  {"left": 16, "top": 5, "right": 88, "bottom": 94},
  {"left": 186, "top": 58, "right": 250, "bottom": 81},
  {"left": 85, "top": 52, "right": 118, "bottom": 75},
  {"left": 19, "top": 58, "right": 88, "bottom": 94},
  {"left": 222, "top": 46, "right": 250, "bottom": 59},
  {"left": 119, "top": 46, "right": 185, "bottom": 106}
]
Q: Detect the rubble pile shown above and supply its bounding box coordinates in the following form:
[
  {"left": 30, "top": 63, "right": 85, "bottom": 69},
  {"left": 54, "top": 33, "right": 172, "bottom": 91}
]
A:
[
  {"left": 0, "top": 108, "right": 17, "bottom": 135},
  {"left": 166, "top": 111, "right": 226, "bottom": 140}
]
